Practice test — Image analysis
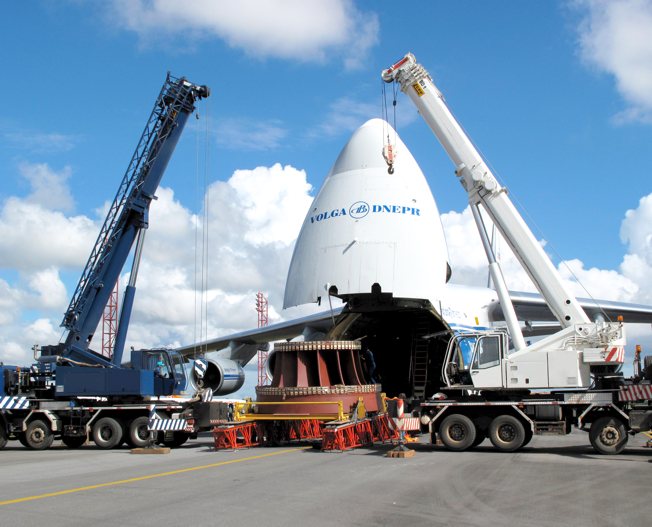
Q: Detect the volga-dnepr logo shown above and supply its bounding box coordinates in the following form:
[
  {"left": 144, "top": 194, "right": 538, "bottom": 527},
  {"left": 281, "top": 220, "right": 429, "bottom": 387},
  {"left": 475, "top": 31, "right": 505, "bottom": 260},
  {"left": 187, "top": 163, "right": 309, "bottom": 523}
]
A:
[
  {"left": 349, "top": 201, "right": 369, "bottom": 219},
  {"left": 309, "top": 201, "right": 420, "bottom": 224}
]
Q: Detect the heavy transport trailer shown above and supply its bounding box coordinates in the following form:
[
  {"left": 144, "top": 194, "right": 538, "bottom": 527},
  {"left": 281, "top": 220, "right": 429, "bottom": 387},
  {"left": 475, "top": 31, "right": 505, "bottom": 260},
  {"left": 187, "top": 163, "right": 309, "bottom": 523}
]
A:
[
  {"left": 0, "top": 397, "right": 194, "bottom": 450},
  {"left": 419, "top": 385, "right": 652, "bottom": 455}
]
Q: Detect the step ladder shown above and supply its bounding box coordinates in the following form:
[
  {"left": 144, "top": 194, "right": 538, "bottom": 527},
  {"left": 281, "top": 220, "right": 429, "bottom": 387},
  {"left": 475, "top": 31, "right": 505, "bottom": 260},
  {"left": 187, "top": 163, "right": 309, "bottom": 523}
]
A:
[{"left": 411, "top": 315, "right": 431, "bottom": 399}]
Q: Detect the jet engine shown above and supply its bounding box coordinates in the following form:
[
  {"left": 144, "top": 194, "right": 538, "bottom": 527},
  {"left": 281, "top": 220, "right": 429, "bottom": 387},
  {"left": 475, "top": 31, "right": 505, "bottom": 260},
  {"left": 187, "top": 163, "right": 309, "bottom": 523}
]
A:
[{"left": 189, "top": 357, "right": 245, "bottom": 395}]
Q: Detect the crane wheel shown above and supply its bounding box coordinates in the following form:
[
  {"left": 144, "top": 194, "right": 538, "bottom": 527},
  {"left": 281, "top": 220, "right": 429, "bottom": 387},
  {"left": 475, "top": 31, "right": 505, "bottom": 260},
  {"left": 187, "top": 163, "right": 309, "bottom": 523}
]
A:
[
  {"left": 127, "top": 416, "right": 151, "bottom": 448},
  {"left": 438, "top": 414, "right": 476, "bottom": 451},
  {"left": 92, "top": 417, "right": 123, "bottom": 449},
  {"left": 62, "top": 435, "right": 87, "bottom": 449},
  {"left": 25, "top": 419, "right": 54, "bottom": 450},
  {"left": 489, "top": 415, "right": 526, "bottom": 452},
  {"left": 0, "top": 425, "right": 7, "bottom": 449},
  {"left": 589, "top": 416, "right": 628, "bottom": 455}
]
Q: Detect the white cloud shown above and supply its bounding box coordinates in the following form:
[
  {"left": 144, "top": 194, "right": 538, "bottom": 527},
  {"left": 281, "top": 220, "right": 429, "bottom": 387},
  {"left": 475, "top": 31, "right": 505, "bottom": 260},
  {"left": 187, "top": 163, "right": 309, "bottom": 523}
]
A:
[
  {"left": 217, "top": 118, "right": 288, "bottom": 151},
  {"left": 313, "top": 96, "right": 419, "bottom": 139},
  {"left": 106, "top": 0, "right": 378, "bottom": 69},
  {"left": 3, "top": 131, "right": 79, "bottom": 153},
  {"left": 20, "top": 162, "right": 75, "bottom": 213},
  {"left": 575, "top": 0, "right": 652, "bottom": 123}
]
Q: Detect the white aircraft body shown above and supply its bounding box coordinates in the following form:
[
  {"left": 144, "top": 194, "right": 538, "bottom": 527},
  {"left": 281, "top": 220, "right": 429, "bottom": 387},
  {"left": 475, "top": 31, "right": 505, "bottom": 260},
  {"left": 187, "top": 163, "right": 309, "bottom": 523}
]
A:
[{"left": 179, "top": 119, "right": 652, "bottom": 399}]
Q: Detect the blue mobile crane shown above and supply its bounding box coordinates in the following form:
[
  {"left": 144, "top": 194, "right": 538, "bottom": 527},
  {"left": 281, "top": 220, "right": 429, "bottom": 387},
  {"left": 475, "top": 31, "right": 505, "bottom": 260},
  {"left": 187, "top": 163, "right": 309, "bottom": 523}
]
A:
[{"left": 0, "top": 74, "right": 209, "bottom": 450}]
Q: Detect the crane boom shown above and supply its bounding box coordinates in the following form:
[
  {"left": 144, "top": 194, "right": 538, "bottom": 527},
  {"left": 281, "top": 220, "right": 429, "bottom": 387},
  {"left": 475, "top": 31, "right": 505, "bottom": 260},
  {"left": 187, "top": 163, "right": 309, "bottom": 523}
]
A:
[
  {"left": 383, "top": 53, "right": 625, "bottom": 390},
  {"left": 382, "top": 54, "right": 590, "bottom": 330},
  {"left": 59, "top": 74, "right": 209, "bottom": 366}
]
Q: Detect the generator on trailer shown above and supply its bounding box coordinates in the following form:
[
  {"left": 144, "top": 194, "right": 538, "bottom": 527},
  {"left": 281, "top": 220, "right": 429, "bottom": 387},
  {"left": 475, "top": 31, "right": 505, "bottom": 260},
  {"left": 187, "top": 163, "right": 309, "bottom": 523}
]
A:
[
  {"left": 0, "top": 74, "right": 210, "bottom": 450},
  {"left": 382, "top": 53, "right": 652, "bottom": 454}
]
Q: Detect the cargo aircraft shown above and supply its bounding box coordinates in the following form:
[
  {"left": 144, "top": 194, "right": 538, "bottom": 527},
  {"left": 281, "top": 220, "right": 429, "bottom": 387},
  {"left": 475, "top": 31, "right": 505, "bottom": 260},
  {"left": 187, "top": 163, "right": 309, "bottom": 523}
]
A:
[{"left": 178, "top": 119, "right": 652, "bottom": 399}]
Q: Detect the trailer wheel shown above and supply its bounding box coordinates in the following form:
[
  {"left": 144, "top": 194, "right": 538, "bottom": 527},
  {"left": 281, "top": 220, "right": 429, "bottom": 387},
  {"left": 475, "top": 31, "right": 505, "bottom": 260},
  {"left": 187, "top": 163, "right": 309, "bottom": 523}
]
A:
[
  {"left": 92, "top": 417, "right": 123, "bottom": 449},
  {"left": 0, "top": 425, "right": 7, "bottom": 449},
  {"left": 589, "top": 416, "right": 628, "bottom": 455},
  {"left": 62, "top": 435, "right": 87, "bottom": 449},
  {"left": 438, "top": 414, "right": 476, "bottom": 451},
  {"left": 489, "top": 415, "right": 525, "bottom": 452},
  {"left": 25, "top": 419, "right": 54, "bottom": 450},
  {"left": 127, "top": 416, "right": 151, "bottom": 448}
]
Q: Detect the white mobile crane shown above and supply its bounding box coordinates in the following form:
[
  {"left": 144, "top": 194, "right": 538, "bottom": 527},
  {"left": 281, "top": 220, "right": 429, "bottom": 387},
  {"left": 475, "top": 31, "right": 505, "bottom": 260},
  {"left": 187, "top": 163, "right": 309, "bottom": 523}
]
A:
[{"left": 383, "top": 53, "right": 652, "bottom": 454}]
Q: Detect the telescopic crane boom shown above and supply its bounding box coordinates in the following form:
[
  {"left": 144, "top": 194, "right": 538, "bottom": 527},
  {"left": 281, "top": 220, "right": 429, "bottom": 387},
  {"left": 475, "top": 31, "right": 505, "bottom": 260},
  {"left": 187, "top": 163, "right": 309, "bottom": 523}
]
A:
[
  {"left": 383, "top": 53, "right": 624, "bottom": 390},
  {"left": 47, "top": 74, "right": 209, "bottom": 368}
]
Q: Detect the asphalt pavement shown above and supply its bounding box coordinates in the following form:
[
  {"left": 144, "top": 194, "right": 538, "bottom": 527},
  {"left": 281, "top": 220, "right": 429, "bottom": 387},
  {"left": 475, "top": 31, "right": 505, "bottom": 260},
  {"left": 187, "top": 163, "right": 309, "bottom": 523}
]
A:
[{"left": 0, "top": 430, "right": 649, "bottom": 527}]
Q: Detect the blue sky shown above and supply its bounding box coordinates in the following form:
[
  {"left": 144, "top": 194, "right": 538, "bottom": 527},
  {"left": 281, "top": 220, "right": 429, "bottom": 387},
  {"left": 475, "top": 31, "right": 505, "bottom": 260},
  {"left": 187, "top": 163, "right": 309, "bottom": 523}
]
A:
[{"left": 1, "top": 0, "right": 651, "bottom": 368}]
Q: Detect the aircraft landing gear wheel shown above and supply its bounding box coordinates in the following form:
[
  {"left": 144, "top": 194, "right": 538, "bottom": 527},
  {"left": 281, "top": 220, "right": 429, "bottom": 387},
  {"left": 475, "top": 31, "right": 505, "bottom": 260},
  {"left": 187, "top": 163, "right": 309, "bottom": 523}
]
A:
[
  {"left": 127, "top": 416, "right": 151, "bottom": 448},
  {"left": 438, "top": 414, "right": 476, "bottom": 451},
  {"left": 489, "top": 415, "right": 526, "bottom": 452},
  {"left": 589, "top": 416, "right": 628, "bottom": 455},
  {"left": 25, "top": 419, "right": 54, "bottom": 450},
  {"left": 92, "top": 417, "right": 123, "bottom": 449},
  {"left": 62, "top": 435, "right": 87, "bottom": 448}
]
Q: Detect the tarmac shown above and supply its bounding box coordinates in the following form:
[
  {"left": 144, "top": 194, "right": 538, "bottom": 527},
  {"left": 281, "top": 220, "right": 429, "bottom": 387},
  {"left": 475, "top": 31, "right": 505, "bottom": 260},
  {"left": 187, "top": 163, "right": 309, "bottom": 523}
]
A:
[{"left": 0, "top": 430, "right": 649, "bottom": 527}]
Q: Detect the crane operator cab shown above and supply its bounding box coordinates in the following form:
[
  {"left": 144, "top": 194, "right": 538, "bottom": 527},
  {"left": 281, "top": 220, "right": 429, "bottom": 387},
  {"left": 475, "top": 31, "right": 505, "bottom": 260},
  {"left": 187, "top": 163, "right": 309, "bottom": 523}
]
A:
[
  {"left": 443, "top": 330, "right": 509, "bottom": 390},
  {"left": 132, "top": 349, "right": 188, "bottom": 395}
]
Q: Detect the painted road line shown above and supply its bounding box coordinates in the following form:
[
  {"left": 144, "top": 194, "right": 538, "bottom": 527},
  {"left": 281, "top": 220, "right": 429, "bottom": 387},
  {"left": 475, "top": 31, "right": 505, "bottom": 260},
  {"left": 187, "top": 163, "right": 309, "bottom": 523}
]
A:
[{"left": 0, "top": 447, "right": 309, "bottom": 507}]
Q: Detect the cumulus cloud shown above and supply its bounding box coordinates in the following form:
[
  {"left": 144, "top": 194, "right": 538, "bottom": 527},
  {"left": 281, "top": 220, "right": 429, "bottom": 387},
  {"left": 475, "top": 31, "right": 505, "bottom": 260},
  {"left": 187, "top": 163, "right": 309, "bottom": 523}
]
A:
[
  {"left": 0, "top": 162, "right": 314, "bottom": 365},
  {"left": 20, "top": 162, "right": 75, "bottom": 213},
  {"left": 575, "top": 0, "right": 652, "bottom": 123},
  {"left": 105, "top": 0, "right": 378, "bottom": 69}
]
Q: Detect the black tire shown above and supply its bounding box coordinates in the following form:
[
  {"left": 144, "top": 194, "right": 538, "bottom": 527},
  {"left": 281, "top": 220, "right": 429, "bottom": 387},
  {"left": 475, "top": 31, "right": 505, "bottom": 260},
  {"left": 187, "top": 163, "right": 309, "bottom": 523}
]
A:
[
  {"left": 589, "top": 416, "right": 628, "bottom": 455},
  {"left": 25, "top": 419, "right": 54, "bottom": 450},
  {"left": 62, "top": 435, "right": 87, "bottom": 449},
  {"left": 17, "top": 433, "right": 29, "bottom": 447},
  {"left": 0, "top": 425, "right": 7, "bottom": 449},
  {"left": 127, "top": 416, "right": 151, "bottom": 448},
  {"left": 489, "top": 415, "right": 526, "bottom": 452},
  {"left": 92, "top": 417, "right": 123, "bottom": 449},
  {"left": 471, "top": 427, "right": 486, "bottom": 448},
  {"left": 438, "top": 414, "right": 476, "bottom": 451},
  {"left": 161, "top": 432, "right": 189, "bottom": 448},
  {"left": 522, "top": 428, "right": 533, "bottom": 448}
]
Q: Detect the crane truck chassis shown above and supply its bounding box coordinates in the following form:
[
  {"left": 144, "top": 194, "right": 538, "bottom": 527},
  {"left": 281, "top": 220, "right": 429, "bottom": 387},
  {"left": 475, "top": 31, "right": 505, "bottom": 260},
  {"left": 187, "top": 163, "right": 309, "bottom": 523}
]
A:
[{"left": 382, "top": 53, "right": 652, "bottom": 455}]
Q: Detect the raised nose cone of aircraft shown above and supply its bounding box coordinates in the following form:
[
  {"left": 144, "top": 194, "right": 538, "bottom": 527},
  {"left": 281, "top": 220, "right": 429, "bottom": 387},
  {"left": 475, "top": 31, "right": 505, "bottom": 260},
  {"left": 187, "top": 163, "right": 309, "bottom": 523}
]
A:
[{"left": 284, "top": 118, "right": 449, "bottom": 308}]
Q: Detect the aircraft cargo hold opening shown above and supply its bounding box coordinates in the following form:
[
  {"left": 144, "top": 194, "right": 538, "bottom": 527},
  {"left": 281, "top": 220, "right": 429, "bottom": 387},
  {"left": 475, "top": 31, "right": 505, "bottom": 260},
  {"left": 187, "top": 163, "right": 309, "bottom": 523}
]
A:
[{"left": 327, "top": 297, "right": 450, "bottom": 400}]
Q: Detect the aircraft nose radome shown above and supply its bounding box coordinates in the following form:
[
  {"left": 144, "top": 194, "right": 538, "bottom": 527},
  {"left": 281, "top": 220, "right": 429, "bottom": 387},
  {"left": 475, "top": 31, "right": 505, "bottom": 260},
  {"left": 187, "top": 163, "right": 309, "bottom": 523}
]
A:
[
  {"left": 330, "top": 118, "right": 393, "bottom": 174},
  {"left": 283, "top": 117, "right": 449, "bottom": 309}
]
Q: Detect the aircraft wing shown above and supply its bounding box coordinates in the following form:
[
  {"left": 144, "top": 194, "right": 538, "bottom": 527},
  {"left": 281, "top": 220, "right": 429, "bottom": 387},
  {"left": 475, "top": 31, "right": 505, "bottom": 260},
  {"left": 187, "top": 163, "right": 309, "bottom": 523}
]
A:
[
  {"left": 490, "top": 291, "right": 652, "bottom": 325},
  {"left": 176, "top": 307, "right": 342, "bottom": 359}
]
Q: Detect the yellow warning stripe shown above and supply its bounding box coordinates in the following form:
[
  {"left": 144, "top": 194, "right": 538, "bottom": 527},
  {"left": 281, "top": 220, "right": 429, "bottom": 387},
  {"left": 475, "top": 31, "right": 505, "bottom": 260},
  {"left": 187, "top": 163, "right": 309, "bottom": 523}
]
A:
[{"left": 0, "top": 447, "right": 308, "bottom": 507}]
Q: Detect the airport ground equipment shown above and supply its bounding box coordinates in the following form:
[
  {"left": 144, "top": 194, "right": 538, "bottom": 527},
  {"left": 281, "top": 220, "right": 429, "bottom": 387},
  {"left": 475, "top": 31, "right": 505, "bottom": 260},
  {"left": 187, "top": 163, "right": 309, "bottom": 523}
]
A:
[
  {"left": 383, "top": 53, "right": 652, "bottom": 454},
  {"left": 0, "top": 74, "right": 209, "bottom": 450}
]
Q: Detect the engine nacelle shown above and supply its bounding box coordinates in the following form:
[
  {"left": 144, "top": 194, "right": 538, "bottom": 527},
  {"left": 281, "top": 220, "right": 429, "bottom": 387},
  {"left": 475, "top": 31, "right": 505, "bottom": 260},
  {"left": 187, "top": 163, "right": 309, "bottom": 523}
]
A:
[{"left": 197, "top": 356, "right": 245, "bottom": 396}]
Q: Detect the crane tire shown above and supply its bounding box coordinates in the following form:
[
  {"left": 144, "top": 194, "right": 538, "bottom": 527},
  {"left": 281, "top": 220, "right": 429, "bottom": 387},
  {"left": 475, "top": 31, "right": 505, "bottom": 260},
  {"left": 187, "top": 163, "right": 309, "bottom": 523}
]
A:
[
  {"left": 92, "top": 417, "right": 123, "bottom": 449},
  {"left": 25, "top": 419, "right": 54, "bottom": 450},
  {"left": 62, "top": 435, "right": 87, "bottom": 449},
  {"left": 127, "top": 416, "right": 151, "bottom": 448},
  {"left": 438, "top": 414, "right": 476, "bottom": 451},
  {"left": 589, "top": 416, "right": 628, "bottom": 455},
  {"left": 0, "top": 425, "right": 7, "bottom": 449},
  {"left": 489, "top": 415, "right": 526, "bottom": 452}
]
